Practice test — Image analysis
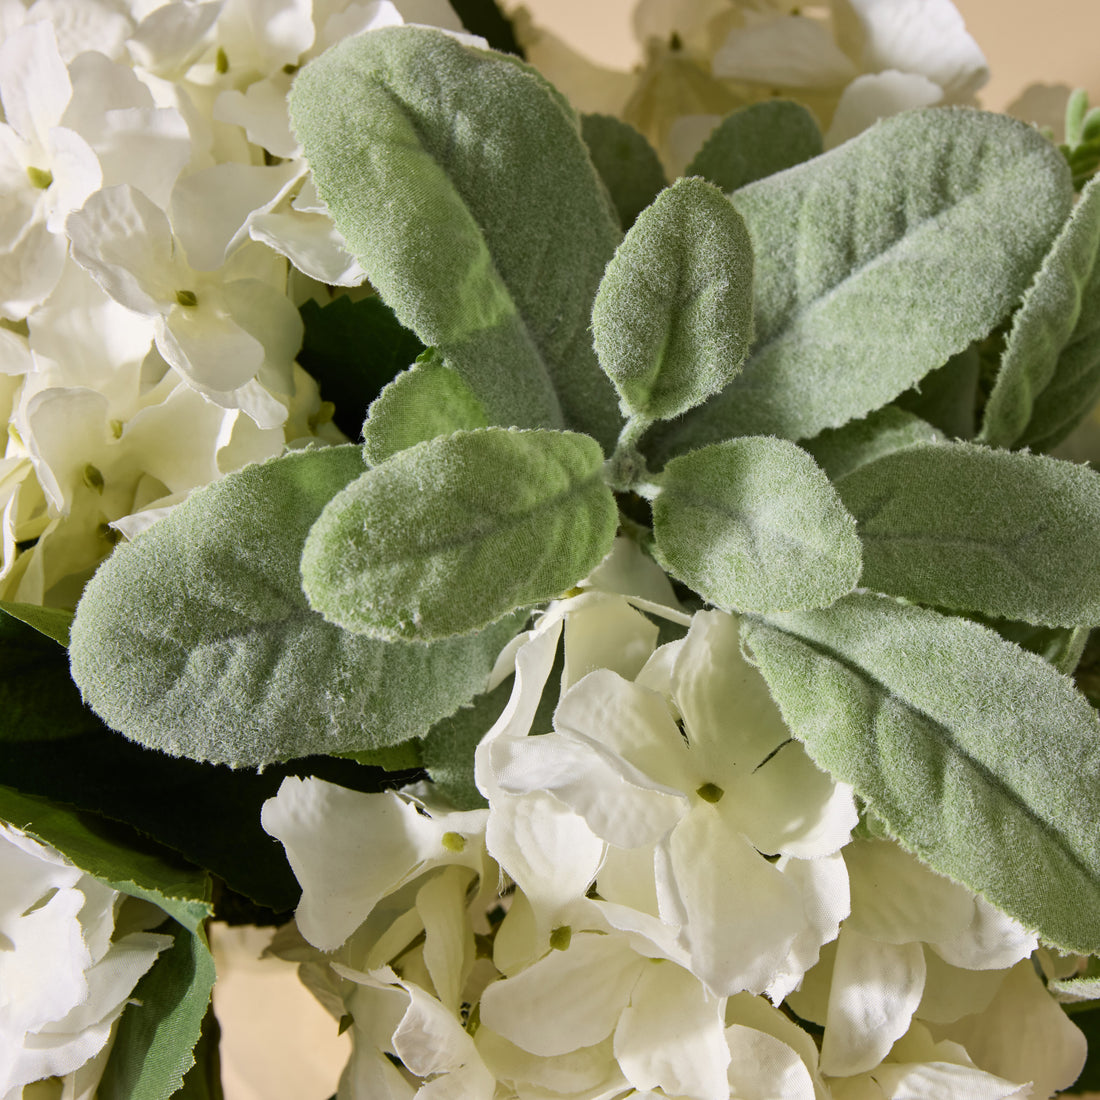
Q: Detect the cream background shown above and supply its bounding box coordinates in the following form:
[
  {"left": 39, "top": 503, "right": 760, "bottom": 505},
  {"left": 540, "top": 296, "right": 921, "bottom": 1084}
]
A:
[{"left": 212, "top": 4, "right": 1100, "bottom": 1098}]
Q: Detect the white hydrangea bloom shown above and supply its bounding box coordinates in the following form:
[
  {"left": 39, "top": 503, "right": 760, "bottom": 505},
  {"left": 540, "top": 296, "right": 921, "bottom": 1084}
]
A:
[{"left": 0, "top": 821, "right": 172, "bottom": 1099}]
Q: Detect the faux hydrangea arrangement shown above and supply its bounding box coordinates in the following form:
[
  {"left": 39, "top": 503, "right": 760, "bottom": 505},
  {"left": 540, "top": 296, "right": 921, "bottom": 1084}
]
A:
[{"left": 4, "top": 0, "right": 1100, "bottom": 1097}]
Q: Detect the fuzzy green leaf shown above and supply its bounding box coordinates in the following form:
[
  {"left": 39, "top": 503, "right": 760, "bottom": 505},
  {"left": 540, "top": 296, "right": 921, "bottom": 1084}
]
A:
[
  {"left": 894, "top": 346, "right": 981, "bottom": 440},
  {"left": 362, "top": 351, "right": 489, "bottom": 466},
  {"left": 290, "top": 26, "right": 622, "bottom": 447},
  {"left": 581, "top": 113, "right": 668, "bottom": 230},
  {"left": 837, "top": 442, "right": 1100, "bottom": 627},
  {"left": 803, "top": 406, "right": 945, "bottom": 482},
  {"left": 302, "top": 428, "right": 617, "bottom": 641},
  {"left": 0, "top": 599, "right": 73, "bottom": 645},
  {"left": 650, "top": 109, "right": 1073, "bottom": 455},
  {"left": 69, "top": 446, "right": 520, "bottom": 767},
  {"left": 740, "top": 594, "right": 1100, "bottom": 953},
  {"left": 980, "top": 175, "right": 1100, "bottom": 450},
  {"left": 686, "top": 100, "right": 823, "bottom": 193},
  {"left": 652, "top": 436, "right": 861, "bottom": 613},
  {"left": 592, "top": 177, "right": 753, "bottom": 424}
]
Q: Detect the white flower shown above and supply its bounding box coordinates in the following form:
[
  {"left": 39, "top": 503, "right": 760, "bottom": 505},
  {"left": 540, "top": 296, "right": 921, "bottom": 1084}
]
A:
[{"left": 0, "top": 821, "right": 172, "bottom": 1099}]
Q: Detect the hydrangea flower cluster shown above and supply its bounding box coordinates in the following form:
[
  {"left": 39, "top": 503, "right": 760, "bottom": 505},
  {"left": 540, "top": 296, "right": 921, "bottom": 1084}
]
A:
[
  {"left": 0, "top": 0, "right": 464, "bottom": 608},
  {"left": 516, "top": 0, "right": 989, "bottom": 171},
  {"left": 262, "top": 543, "right": 1088, "bottom": 1100}
]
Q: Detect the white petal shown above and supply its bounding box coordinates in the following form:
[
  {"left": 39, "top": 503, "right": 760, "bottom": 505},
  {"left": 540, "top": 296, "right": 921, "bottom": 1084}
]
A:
[
  {"left": 63, "top": 50, "right": 153, "bottom": 131},
  {"left": 927, "top": 894, "right": 1037, "bottom": 972},
  {"left": 563, "top": 593, "right": 658, "bottom": 691},
  {"left": 479, "top": 931, "right": 644, "bottom": 1056},
  {"left": 614, "top": 961, "right": 730, "bottom": 1100},
  {"left": 0, "top": 21, "right": 70, "bottom": 145},
  {"left": 127, "top": 1, "right": 222, "bottom": 76},
  {"left": 819, "top": 929, "right": 926, "bottom": 1076},
  {"left": 725, "top": 1024, "right": 816, "bottom": 1100},
  {"left": 221, "top": 276, "right": 304, "bottom": 367},
  {"left": 870, "top": 1061, "right": 1029, "bottom": 1100},
  {"left": 584, "top": 535, "right": 682, "bottom": 612},
  {"left": 43, "top": 126, "right": 102, "bottom": 232},
  {"left": 215, "top": 79, "right": 299, "bottom": 158},
  {"left": 91, "top": 107, "right": 191, "bottom": 210},
  {"left": 711, "top": 14, "right": 858, "bottom": 87},
  {"left": 668, "top": 810, "right": 803, "bottom": 995},
  {"left": 157, "top": 304, "right": 264, "bottom": 392},
  {"left": 476, "top": 1027, "right": 625, "bottom": 1098},
  {"left": 250, "top": 208, "right": 366, "bottom": 285},
  {"left": 25, "top": 0, "right": 133, "bottom": 61},
  {"left": 845, "top": 0, "right": 989, "bottom": 100},
  {"left": 726, "top": 990, "right": 824, "bottom": 1084},
  {"left": 825, "top": 70, "right": 942, "bottom": 149},
  {"left": 416, "top": 866, "right": 473, "bottom": 1015},
  {"left": 0, "top": 217, "right": 68, "bottom": 320},
  {"left": 665, "top": 113, "right": 723, "bottom": 179},
  {"left": 915, "top": 947, "right": 1006, "bottom": 1025}
]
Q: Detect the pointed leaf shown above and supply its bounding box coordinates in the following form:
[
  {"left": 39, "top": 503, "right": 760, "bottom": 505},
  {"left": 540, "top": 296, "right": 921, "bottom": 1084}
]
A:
[
  {"left": 980, "top": 174, "right": 1100, "bottom": 450},
  {"left": 837, "top": 442, "right": 1100, "bottom": 627},
  {"left": 592, "top": 177, "right": 754, "bottom": 424},
  {"left": 686, "top": 100, "right": 823, "bottom": 193},
  {"left": 362, "top": 351, "right": 489, "bottom": 466},
  {"left": 650, "top": 109, "right": 1073, "bottom": 455},
  {"left": 740, "top": 594, "right": 1100, "bottom": 953},
  {"left": 803, "top": 406, "right": 945, "bottom": 482},
  {"left": 581, "top": 113, "right": 667, "bottom": 230},
  {"left": 302, "top": 428, "right": 617, "bottom": 641},
  {"left": 290, "top": 26, "right": 622, "bottom": 446},
  {"left": 894, "top": 346, "right": 981, "bottom": 441},
  {"left": 0, "top": 599, "right": 73, "bottom": 645},
  {"left": 69, "top": 446, "right": 520, "bottom": 767},
  {"left": 652, "top": 436, "right": 861, "bottom": 613}
]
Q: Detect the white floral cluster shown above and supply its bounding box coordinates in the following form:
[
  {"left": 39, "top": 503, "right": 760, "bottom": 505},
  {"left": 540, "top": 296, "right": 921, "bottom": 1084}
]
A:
[
  {"left": 0, "top": 0, "right": 464, "bottom": 608},
  {"left": 515, "top": 0, "right": 990, "bottom": 172},
  {"left": 262, "top": 542, "right": 1088, "bottom": 1100},
  {"left": 0, "top": 822, "right": 173, "bottom": 1100}
]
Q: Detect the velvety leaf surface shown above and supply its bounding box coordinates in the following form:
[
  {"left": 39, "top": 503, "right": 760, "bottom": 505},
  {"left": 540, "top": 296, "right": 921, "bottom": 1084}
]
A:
[
  {"left": 741, "top": 594, "right": 1100, "bottom": 953},
  {"left": 980, "top": 174, "right": 1100, "bottom": 450},
  {"left": 893, "top": 346, "right": 981, "bottom": 440},
  {"left": 581, "top": 113, "right": 667, "bottom": 230},
  {"left": 302, "top": 428, "right": 617, "bottom": 640},
  {"left": 652, "top": 436, "right": 861, "bottom": 613},
  {"left": 361, "top": 352, "right": 489, "bottom": 466},
  {"left": 592, "top": 177, "right": 754, "bottom": 424},
  {"left": 686, "top": 100, "right": 823, "bottom": 193},
  {"left": 803, "top": 406, "right": 945, "bottom": 482},
  {"left": 650, "top": 109, "right": 1073, "bottom": 455},
  {"left": 290, "top": 26, "right": 623, "bottom": 447},
  {"left": 837, "top": 442, "right": 1100, "bottom": 627},
  {"left": 297, "top": 295, "right": 424, "bottom": 439},
  {"left": 69, "top": 446, "right": 520, "bottom": 767}
]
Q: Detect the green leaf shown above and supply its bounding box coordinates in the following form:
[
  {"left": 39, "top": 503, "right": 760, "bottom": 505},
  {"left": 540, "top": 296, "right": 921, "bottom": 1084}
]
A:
[
  {"left": 592, "top": 177, "right": 754, "bottom": 424},
  {"left": 740, "top": 593, "right": 1100, "bottom": 953},
  {"left": 980, "top": 175, "right": 1100, "bottom": 451},
  {"left": 173, "top": 1003, "right": 224, "bottom": 1100},
  {"left": 581, "top": 113, "right": 668, "bottom": 230},
  {"left": 98, "top": 921, "right": 217, "bottom": 1100},
  {"left": 290, "top": 26, "right": 623, "bottom": 447},
  {"left": 1049, "top": 956, "right": 1100, "bottom": 1003},
  {"left": 449, "top": 0, "right": 525, "bottom": 56},
  {"left": 0, "top": 598, "right": 73, "bottom": 644},
  {"left": 650, "top": 109, "right": 1073, "bottom": 455},
  {"left": 836, "top": 442, "right": 1100, "bottom": 627},
  {"left": 0, "top": 611, "right": 104, "bottom": 741},
  {"left": 302, "top": 428, "right": 617, "bottom": 640},
  {"left": 297, "top": 295, "right": 424, "bottom": 439},
  {"left": 686, "top": 100, "right": 823, "bottom": 193},
  {"left": 893, "top": 346, "right": 981, "bottom": 440},
  {"left": 651, "top": 436, "right": 861, "bottom": 613},
  {"left": 803, "top": 406, "right": 945, "bottom": 482},
  {"left": 69, "top": 446, "right": 521, "bottom": 767},
  {"left": 362, "top": 351, "right": 489, "bottom": 466}
]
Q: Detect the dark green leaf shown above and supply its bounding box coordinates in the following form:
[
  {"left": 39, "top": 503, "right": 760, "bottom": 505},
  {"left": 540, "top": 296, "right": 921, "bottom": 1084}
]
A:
[
  {"left": 894, "top": 346, "right": 981, "bottom": 440},
  {"left": 449, "top": 0, "right": 524, "bottom": 56},
  {"left": 0, "top": 598, "right": 73, "bottom": 644},
  {"left": 581, "top": 113, "right": 668, "bottom": 230},
  {"left": 803, "top": 406, "right": 945, "bottom": 483}
]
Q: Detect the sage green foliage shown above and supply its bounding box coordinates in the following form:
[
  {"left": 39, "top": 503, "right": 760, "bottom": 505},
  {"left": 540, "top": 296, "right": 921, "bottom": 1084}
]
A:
[
  {"left": 980, "top": 175, "right": 1100, "bottom": 451},
  {"left": 362, "top": 352, "right": 489, "bottom": 466},
  {"left": 0, "top": 598, "right": 72, "bottom": 644},
  {"left": 290, "top": 26, "right": 623, "bottom": 448},
  {"left": 592, "top": 177, "right": 754, "bottom": 424},
  {"left": 740, "top": 594, "right": 1100, "bottom": 953},
  {"left": 652, "top": 436, "right": 861, "bottom": 613},
  {"left": 650, "top": 109, "right": 1073, "bottom": 456},
  {"left": 581, "top": 113, "right": 668, "bottom": 230},
  {"left": 894, "top": 347, "right": 981, "bottom": 440},
  {"left": 804, "top": 406, "right": 945, "bottom": 482},
  {"left": 837, "top": 442, "right": 1100, "bottom": 627},
  {"left": 69, "top": 446, "right": 519, "bottom": 767},
  {"left": 1061, "top": 88, "right": 1100, "bottom": 191},
  {"left": 686, "top": 100, "right": 823, "bottom": 193},
  {"left": 302, "top": 428, "right": 617, "bottom": 641}
]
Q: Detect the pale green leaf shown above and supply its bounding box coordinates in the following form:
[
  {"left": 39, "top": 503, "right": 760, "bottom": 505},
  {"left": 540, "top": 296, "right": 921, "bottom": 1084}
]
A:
[
  {"left": 290, "top": 26, "right": 622, "bottom": 447},
  {"left": 592, "top": 177, "right": 753, "bottom": 424},
  {"left": 649, "top": 109, "right": 1073, "bottom": 455},
  {"left": 362, "top": 351, "right": 489, "bottom": 466},
  {"left": 980, "top": 175, "right": 1100, "bottom": 450},
  {"left": 69, "top": 446, "right": 520, "bottom": 767},
  {"left": 581, "top": 113, "right": 667, "bottom": 230},
  {"left": 686, "top": 100, "right": 823, "bottom": 193},
  {"left": 837, "top": 442, "right": 1100, "bottom": 627},
  {"left": 0, "top": 599, "right": 72, "bottom": 645},
  {"left": 740, "top": 594, "right": 1100, "bottom": 953},
  {"left": 302, "top": 428, "right": 618, "bottom": 641},
  {"left": 803, "top": 406, "right": 945, "bottom": 482},
  {"left": 651, "top": 436, "right": 861, "bottom": 613},
  {"left": 894, "top": 346, "right": 981, "bottom": 440}
]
